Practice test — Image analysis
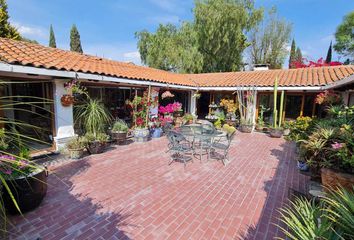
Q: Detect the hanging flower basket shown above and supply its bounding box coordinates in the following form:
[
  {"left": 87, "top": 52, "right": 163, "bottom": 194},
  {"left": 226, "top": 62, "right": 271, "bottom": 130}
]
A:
[
  {"left": 161, "top": 91, "right": 175, "bottom": 99},
  {"left": 61, "top": 94, "right": 74, "bottom": 107}
]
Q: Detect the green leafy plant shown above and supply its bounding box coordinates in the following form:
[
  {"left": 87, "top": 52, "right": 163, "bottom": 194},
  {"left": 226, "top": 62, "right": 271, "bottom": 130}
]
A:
[
  {"left": 65, "top": 136, "right": 87, "bottom": 150},
  {"left": 278, "top": 187, "right": 354, "bottom": 240},
  {"left": 74, "top": 98, "right": 112, "bottom": 136},
  {"left": 84, "top": 132, "right": 109, "bottom": 143},
  {"left": 112, "top": 119, "right": 129, "bottom": 133}
]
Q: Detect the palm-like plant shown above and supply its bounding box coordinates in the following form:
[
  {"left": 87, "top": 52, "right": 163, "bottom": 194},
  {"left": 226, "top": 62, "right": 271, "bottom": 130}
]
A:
[{"left": 74, "top": 98, "right": 112, "bottom": 136}]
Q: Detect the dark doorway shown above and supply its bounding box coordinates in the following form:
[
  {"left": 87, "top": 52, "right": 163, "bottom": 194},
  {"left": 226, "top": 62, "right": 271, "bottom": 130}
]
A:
[{"left": 197, "top": 92, "right": 210, "bottom": 119}]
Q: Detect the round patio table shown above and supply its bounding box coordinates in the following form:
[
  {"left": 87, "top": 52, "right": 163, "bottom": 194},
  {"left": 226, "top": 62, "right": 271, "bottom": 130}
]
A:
[{"left": 180, "top": 125, "right": 226, "bottom": 161}]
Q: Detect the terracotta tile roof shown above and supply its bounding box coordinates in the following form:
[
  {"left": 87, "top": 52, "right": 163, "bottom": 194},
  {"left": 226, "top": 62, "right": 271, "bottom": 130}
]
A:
[{"left": 0, "top": 38, "right": 353, "bottom": 88}]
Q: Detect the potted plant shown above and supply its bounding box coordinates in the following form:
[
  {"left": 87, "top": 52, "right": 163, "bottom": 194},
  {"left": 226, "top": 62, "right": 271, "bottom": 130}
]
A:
[
  {"left": 1, "top": 147, "right": 47, "bottom": 214},
  {"left": 183, "top": 113, "right": 195, "bottom": 124},
  {"left": 129, "top": 95, "right": 150, "bottom": 142},
  {"left": 84, "top": 132, "right": 109, "bottom": 154},
  {"left": 66, "top": 136, "right": 87, "bottom": 159},
  {"left": 236, "top": 87, "right": 257, "bottom": 133},
  {"left": 111, "top": 119, "right": 129, "bottom": 145},
  {"left": 269, "top": 77, "right": 285, "bottom": 138},
  {"left": 172, "top": 102, "right": 183, "bottom": 117},
  {"left": 149, "top": 117, "right": 163, "bottom": 138}
]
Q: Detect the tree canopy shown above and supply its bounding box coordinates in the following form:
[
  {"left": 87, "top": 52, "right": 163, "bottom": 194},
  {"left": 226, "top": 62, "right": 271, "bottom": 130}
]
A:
[
  {"left": 49, "top": 24, "right": 56, "bottom": 48},
  {"left": 136, "top": 0, "right": 263, "bottom": 73},
  {"left": 289, "top": 39, "right": 296, "bottom": 68},
  {"left": 0, "top": 0, "right": 20, "bottom": 40},
  {"left": 70, "top": 24, "right": 83, "bottom": 53},
  {"left": 248, "top": 7, "right": 292, "bottom": 69},
  {"left": 334, "top": 11, "right": 354, "bottom": 59}
]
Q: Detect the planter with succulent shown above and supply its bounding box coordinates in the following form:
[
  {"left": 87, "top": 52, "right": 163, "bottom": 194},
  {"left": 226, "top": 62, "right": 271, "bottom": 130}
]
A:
[
  {"left": 1, "top": 147, "right": 47, "bottom": 214},
  {"left": 269, "top": 77, "right": 285, "bottom": 138},
  {"left": 111, "top": 119, "right": 129, "bottom": 145},
  {"left": 236, "top": 87, "right": 257, "bottom": 133},
  {"left": 66, "top": 136, "right": 87, "bottom": 159},
  {"left": 84, "top": 132, "right": 109, "bottom": 154}
]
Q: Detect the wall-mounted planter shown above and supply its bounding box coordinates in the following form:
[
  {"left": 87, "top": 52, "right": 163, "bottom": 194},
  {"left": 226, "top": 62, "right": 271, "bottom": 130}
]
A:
[{"left": 61, "top": 94, "right": 74, "bottom": 107}]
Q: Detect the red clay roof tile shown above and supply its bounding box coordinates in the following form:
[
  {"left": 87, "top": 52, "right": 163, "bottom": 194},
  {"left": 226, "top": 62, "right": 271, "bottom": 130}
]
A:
[{"left": 0, "top": 38, "right": 353, "bottom": 88}]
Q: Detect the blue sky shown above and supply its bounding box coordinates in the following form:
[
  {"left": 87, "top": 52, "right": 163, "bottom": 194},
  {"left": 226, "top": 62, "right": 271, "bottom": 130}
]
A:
[{"left": 9, "top": 0, "right": 354, "bottom": 67}]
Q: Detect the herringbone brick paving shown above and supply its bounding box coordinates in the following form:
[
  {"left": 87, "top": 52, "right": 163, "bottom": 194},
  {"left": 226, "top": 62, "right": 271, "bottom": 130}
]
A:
[{"left": 9, "top": 132, "right": 308, "bottom": 240}]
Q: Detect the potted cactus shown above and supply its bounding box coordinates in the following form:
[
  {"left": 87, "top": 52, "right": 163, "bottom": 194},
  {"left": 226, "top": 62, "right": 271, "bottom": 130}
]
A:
[
  {"left": 111, "top": 119, "right": 129, "bottom": 145},
  {"left": 269, "top": 77, "right": 285, "bottom": 138}
]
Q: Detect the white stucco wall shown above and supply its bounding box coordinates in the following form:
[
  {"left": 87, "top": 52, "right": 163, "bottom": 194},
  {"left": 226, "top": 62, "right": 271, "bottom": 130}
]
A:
[{"left": 53, "top": 79, "right": 75, "bottom": 150}]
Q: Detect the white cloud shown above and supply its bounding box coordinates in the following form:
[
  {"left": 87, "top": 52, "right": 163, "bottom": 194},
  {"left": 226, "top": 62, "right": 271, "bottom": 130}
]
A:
[
  {"left": 149, "top": 0, "right": 178, "bottom": 12},
  {"left": 321, "top": 34, "right": 335, "bottom": 43},
  {"left": 12, "top": 21, "right": 47, "bottom": 40},
  {"left": 123, "top": 51, "right": 141, "bottom": 63}
]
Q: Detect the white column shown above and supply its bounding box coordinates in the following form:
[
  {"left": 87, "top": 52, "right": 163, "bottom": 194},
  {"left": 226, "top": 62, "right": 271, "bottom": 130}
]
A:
[
  {"left": 53, "top": 79, "right": 75, "bottom": 151},
  {"left": 190, "top": 90, "right": 197, "bottom": 116}
]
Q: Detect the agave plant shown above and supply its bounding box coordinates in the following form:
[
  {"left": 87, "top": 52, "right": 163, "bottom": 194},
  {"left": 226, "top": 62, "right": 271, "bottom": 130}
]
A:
[
  {"left": 323, "top": 187, "right": 354, "bottom": 239},
  {"left": 278, "top": 188, "right": 354, "bottom": 240}
]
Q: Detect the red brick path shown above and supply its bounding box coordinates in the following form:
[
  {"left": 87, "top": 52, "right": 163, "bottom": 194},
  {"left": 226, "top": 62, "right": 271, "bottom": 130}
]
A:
[{"left": 9, "top": 132, "right": 308, "bottom": 240}]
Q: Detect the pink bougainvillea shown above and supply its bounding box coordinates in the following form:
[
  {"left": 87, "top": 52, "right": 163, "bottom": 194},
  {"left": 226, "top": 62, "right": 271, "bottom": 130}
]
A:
[
  {"left": 315, "top": 90, "right": 342, "bottom": 105},
  {"left": 158, "top": 102, "right": 182, "bottom": 114},
  {"left": 291, "top": 57, "right": 342, "bottom": 69}
]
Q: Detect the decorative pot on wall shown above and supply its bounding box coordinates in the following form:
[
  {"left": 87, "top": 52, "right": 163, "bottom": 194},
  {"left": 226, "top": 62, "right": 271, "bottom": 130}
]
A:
[
  {"left": 3, "top": 169, "right": 48, "bottom": 214},
  {"left": 61, "top": 94, "right": 74, "bottom": 107}
]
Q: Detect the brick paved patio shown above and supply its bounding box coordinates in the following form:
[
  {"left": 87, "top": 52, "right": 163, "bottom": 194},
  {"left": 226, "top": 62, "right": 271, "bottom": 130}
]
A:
[{"left": 9, "top": 132, "right": 308, "bottom": 240}]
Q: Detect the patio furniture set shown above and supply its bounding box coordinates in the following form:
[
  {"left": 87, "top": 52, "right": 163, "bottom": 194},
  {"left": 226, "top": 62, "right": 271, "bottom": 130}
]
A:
[{"left": 166, "top": 121, "right": 236, "bottom": 167}]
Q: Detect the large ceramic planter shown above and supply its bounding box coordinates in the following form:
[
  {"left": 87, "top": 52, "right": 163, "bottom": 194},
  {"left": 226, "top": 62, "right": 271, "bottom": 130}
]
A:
[
  {"left": 151, "top": 128, "right": 163, "bottom": 138},
  {"left": 87, "top": 141, "right": 106, "bottom": 154},
  {"left": 112, "top": 131, "right": 127, "bottom": 145},
  {"left": 239, "top": 124, "right": 253, "bottom": 133},
  {"left": 269, "top": 128, "right": 283, "bottom": 138},
  {"left": 69, "top": 148, "right": 84, "bottom": 159},
  {"left": 321, "top": 168, "right": 354, "bottom": 192},
  {"left": 3, "top": 169, "right": 47, "bottom": 214},
  {"left": 134, "top": 128, "right": 150, "bottom": 142}
]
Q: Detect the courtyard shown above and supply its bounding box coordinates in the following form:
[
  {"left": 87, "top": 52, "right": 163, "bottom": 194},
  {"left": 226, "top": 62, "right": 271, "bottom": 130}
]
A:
[{"left": 9, "top": 133, "right": 308, "bottom": 240}]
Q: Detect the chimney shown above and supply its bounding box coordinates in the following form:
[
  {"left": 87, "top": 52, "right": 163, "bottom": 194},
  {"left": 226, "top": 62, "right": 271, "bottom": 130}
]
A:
[{"left": 253, "top": 64, "right": 269, "bottom": 71}]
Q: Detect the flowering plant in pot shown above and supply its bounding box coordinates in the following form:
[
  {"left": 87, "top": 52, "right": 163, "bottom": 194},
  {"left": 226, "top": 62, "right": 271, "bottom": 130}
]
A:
[
  {"left": 111, "top": 119, "right": 129, "bottom": 145},
  {"left": 65, "top": 136, "right": 87, "bottom": 159},
  {"left": 269, "top": 77, "right": 285, "bottom": 138},
  {"left": 129, "top": 95, "right": 150, "bottom": 142},
  {"left": 0, "top": 146, "right": 47, "bottom": 215},
  {"left": 149, "top": 117, "right": 163, "bottom": 138},
  {"left": 172, "top": 102, "right": 183, "bottom": 117},
  {"left": 183, "top": 113, "right": 195, "bottom": 124},
  {"left": 62, "top": 79, "right": 87, "bottom": 106}
]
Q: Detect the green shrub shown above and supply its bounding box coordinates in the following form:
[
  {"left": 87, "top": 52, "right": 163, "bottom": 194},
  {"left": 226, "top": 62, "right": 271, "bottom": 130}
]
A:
[
  {"left": 112, "top": 119, "right": 129, "bottom": 132},
  {"left": 66, "top": 136, "right": 86, "bottom": 150}
]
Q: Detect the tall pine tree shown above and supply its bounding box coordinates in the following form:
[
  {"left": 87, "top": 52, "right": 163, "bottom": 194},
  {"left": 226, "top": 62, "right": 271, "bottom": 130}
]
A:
[
  {"left": 325, "top": 41, "right": 332, "bottom": 63},
  {"left": 296, "top": 47, "right": 302, "bottom": 63},
  {"left": 70, "top": 24, "right": 83, "bottom": 53},
  {"left": 49, "top": 24, "right": 56, "bottom": 48},
  {"left": 289, "top": 39, "right": 296, "bottom": 68},
  {"left": 0, "top": 0, "right": 20, "bottom": 40}
]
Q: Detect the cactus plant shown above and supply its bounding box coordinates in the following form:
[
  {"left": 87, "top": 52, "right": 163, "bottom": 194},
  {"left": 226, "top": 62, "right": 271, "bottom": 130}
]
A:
[{"left": 272, "top": 77, "right": 285, "bottom": 129}]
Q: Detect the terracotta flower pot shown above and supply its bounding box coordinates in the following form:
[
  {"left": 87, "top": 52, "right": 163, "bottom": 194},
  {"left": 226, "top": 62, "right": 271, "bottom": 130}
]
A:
[
  {"left": 61, "top": 94, "right": 74, "bottom": 107},
  {"left": 269, "top": 128, "right": 283, "bottom": 138},
  {"left": 321, "top": 168, "right": 354, "bottom": 192}
]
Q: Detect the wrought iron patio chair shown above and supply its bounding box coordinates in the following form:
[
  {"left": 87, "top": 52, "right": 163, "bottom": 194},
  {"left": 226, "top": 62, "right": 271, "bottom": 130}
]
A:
[
  {"left": 210, "top": 131, "right": 236, "bottom": 166},
  {"left": 166, "top": 130, "right": 194, "bottom": 166}
]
